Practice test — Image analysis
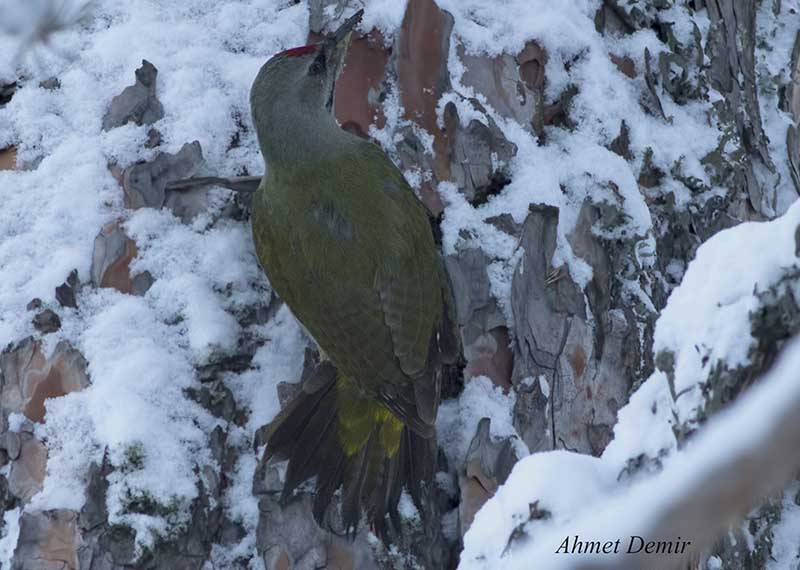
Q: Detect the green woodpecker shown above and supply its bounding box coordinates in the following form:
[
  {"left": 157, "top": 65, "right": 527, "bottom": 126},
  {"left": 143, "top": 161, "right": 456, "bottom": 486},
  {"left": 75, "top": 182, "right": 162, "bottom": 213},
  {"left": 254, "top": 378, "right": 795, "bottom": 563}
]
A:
[{"left": 249, "top": 11, "right": 460, "bottom": 537}]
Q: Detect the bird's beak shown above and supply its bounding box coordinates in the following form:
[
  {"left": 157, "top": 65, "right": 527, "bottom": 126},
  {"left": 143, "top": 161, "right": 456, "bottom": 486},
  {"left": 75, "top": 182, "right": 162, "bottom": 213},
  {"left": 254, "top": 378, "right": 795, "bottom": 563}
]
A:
[
  {"left": 329, "top": 9, "right": 363, "bottom": 49},
  {"left": 322, "top": 9, "right": 363, "bottom": 112}
]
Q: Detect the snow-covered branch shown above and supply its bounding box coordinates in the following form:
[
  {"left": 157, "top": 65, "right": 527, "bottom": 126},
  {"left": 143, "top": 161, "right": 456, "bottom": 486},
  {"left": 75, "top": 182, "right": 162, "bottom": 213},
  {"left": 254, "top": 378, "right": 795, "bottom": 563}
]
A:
[{"left": 463, "top": 336, "right": 800, "bottom": 570}]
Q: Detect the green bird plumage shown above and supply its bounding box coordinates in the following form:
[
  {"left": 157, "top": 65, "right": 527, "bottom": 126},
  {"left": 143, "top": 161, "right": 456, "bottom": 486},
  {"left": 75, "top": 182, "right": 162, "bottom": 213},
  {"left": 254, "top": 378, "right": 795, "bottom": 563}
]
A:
[{"left": 249, "top": 11, "right": 460, "bottom": 537}]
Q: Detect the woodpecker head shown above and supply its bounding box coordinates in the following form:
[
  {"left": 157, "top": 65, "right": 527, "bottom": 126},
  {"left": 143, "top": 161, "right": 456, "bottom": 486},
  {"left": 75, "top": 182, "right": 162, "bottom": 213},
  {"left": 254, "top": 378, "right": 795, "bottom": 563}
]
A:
[{"left": 250, "top": 10, "right": 362, "bottom": 142}]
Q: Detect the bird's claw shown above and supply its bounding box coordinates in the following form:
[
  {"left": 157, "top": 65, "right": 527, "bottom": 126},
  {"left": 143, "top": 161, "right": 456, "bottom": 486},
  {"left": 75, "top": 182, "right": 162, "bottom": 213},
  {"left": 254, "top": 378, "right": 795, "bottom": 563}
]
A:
[{"left": 545, "top": 267, "right": 563, "bottom": 285}]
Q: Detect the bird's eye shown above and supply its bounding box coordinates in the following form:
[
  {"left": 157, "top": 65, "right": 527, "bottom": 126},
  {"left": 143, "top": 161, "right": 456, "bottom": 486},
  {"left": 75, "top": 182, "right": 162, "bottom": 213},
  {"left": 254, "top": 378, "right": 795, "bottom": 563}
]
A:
[{"left": 309, "top": 57, "right": 325, "bottom": 75}]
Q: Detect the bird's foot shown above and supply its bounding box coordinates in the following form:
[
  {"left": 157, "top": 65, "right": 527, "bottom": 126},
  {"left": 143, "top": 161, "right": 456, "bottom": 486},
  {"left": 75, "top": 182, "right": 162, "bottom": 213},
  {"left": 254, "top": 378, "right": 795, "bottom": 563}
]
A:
[{"left": 545, "top": 267, "right": 563, "bottom": 285}]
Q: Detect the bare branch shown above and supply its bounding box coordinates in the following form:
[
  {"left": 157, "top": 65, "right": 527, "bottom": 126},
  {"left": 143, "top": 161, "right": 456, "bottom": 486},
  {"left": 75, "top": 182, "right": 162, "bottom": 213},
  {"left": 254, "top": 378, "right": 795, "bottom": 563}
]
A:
[{"left": 166, "top": 176, "right": 262, "bottom": 194}]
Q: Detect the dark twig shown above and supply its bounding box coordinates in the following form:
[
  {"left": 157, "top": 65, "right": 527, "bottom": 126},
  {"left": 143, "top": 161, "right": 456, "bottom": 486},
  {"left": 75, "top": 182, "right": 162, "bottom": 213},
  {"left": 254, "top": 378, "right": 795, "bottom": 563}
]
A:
[{"left": 166, "top": 176, "right": 262, "bottom": 194}]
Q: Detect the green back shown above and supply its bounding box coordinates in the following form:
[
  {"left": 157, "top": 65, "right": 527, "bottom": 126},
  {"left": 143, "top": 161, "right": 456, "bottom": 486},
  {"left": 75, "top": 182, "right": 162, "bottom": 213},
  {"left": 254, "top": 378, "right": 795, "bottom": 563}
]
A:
[{"left": 251, "top": 139, "right": 454, "bottom": 436}]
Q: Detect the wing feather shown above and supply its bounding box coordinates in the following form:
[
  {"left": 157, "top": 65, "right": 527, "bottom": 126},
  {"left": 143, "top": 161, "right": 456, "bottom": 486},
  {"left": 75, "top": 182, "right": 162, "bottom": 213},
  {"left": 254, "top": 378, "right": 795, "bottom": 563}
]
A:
[{"left": 260, "top": 141, "right": 460, "bottom": 434}]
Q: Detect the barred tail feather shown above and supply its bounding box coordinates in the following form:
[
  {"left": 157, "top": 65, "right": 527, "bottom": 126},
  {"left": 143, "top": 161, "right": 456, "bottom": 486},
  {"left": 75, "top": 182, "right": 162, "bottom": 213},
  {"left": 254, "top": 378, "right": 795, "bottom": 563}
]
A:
[{"left": 259, "top": 361, "right": 437, "bottom": 539}]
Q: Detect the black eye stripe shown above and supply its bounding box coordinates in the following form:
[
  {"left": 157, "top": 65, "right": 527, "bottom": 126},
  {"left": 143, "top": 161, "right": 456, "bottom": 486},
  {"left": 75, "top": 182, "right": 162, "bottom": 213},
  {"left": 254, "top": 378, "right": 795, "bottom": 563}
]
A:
[{"left": 309, "top": 53, "right": 326, "bottom": 75}]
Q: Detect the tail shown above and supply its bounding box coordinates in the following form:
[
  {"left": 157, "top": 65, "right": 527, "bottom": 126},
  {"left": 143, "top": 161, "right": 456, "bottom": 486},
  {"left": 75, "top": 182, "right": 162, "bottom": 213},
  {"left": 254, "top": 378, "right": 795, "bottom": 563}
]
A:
[{"left": 258, "top": 360, "right": 437, "bottom": 539}]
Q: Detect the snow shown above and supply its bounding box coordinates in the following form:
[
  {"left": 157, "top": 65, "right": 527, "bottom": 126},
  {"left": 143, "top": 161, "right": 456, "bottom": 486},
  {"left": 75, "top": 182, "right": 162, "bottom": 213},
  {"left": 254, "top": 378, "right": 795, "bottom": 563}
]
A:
[
  {"left": 0, "top": 508, "right": 20, "bottom": 570},
  {"left": 356, "top": 0, "right": 408, "bottom": 41},
  {"left": 214, "top": 304, "right": 305, "bottom": 563},
  {"left": 125, "top": 209, "right": 263, "bottom": 360},
  {"left": 655, "top": 199, "right": 800, "bottom": 423},
  {"left": 462, "top": 184, "right": 800, "bottom": 568},
  {"left": 0, "top": 0, "right": 312, "bottom": 556},
  {"left": 5, "top": 414, "right": 26, "bottom": 434},
  {"left": 32, "top": 293, "right": 221, "bottom": 543},
  {"left": 436, "top": 0, "right": 719, "bottom": 302},
  {"left": 600, "top": 370, "right": 675, "bottom": 473},
  {"left": 210, "top": 452, "right": 260, "bottom": 569},
  {"left": 436, "top": 0, "right": 599, "bottom": 59},
  {"left": 0, "top": 145, "right": 119, "bottom": 346},
  {"left": 462, "top": 335, "right": 800, "bottom": 569},
  {"left": 398, "top": 490, "right": 421, "bottom": 523},
  {"left": 1, "top": 0, "right": 799, "bottom": 566},
  {"left": 436, "top": 376, "right": 528, "bottom": 470},
  {"left": 461, "top": 451, "right": 618, "bottom": 567},
  {"left": 756, "top": 0, "right": 800, "bottom": 215},
  {"left": 767, "top": 483, "right": 800, "bottom": 570},
  {"left": 225, "top": 304, "right": 306, "bottom": 435}
]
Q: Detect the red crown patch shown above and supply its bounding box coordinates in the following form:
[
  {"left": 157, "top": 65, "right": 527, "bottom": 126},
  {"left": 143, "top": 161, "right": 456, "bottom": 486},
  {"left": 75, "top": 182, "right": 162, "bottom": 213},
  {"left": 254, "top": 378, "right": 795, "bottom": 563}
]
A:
[{"left": 275, "top": 44, "right": 317, "bottom": 58}]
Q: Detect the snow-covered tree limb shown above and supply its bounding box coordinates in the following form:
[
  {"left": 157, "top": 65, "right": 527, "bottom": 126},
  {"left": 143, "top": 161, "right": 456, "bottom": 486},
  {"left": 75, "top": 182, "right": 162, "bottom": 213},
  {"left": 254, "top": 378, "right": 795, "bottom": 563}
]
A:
[{"left": 493, "top": 337, "right": 800, "bottom": 570}]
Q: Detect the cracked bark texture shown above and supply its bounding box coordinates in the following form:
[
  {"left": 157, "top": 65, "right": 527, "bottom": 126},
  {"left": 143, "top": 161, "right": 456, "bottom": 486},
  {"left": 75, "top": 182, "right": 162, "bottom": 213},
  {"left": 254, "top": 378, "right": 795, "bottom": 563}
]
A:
[
  {"left": 2, "top": 0, "right": 800, "bottom": 569},
  {"left": 511, "top": 203, "right": 636, "bottom": 457}
]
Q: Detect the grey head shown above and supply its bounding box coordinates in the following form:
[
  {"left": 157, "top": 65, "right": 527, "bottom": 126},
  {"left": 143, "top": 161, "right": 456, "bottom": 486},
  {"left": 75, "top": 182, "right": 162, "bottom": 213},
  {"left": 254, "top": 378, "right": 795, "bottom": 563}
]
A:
[{"left": 250, "top": 10, "right": 363, "bottom": 165}]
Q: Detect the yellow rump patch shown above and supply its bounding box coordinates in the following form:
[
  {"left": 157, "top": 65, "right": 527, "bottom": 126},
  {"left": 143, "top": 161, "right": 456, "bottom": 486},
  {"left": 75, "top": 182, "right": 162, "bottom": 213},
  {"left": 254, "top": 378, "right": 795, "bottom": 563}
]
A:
[{"left": 335, "top": 374, "right": 403, "bottom": 457}]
